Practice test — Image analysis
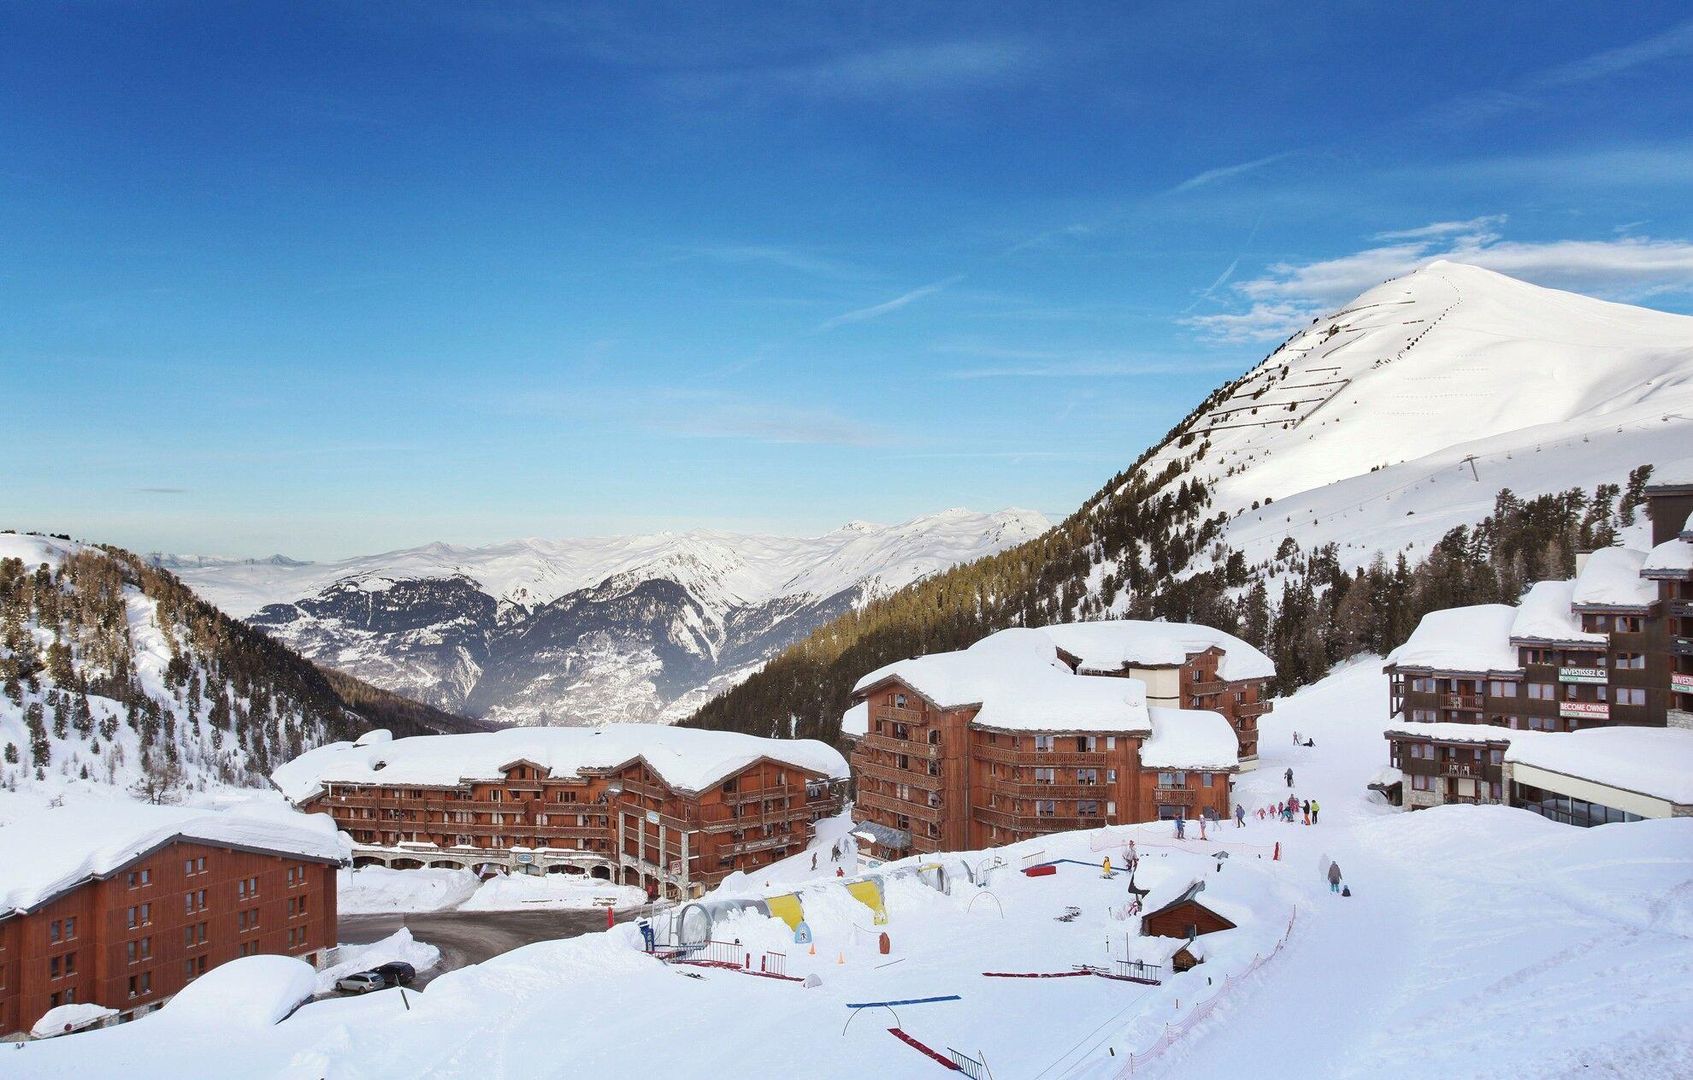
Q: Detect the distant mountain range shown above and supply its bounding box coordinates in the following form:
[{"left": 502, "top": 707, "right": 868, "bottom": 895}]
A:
[{"left": 165, "top": 509, "right": 1050, "bottom": 727}]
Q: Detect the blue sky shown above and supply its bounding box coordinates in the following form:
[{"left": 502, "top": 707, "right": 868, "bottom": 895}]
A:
[{"left": 5, "top": 2, "right": 1693, "bottom": 559}]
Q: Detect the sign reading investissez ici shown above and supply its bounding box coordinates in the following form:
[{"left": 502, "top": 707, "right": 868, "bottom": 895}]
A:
[{"left": 1557, "top": 667, "right": 1608, "bottom": 684}]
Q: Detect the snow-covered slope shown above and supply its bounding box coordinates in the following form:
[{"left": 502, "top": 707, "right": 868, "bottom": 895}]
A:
[
  {"left": 169, "top": 509, "right": 1049, "bottom": 727},
  {"left": 0, "top": 534, "right": 375, "bottom": 798},
  {"left": 15, "top": 659, "right": 1691, "bottom": 1077},
  {"left": 1147, "top": 260, "right": 1693, "bottom": 573}
]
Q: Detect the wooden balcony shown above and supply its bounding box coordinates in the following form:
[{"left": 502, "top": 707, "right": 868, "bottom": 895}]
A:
[
  {"left": 1445, "top": 693, "right": 1483, "bottom": 710},
  {"left": 857, "top": 732, "right": 941, "bottom": 760},
  {"left": 616, "top": 779, "right": 668, "bottom": 800},
  {"left": 1190, "top": 679, "right": 1226, "bottom": 696},
  {"left": 698, "top": 802, "right": 811, "bottom": 833},
  {"left": 1002, "top": 782, "right": 1109, "bottom": 799},
  {"left": 856, "top": 789, "right": 943, "bottom": 825},
  {"left": 872, "top": 704, "right": 926, "bottom": 725},
  {"left": 971, "top": 745, "right": 1113, "bottom": 768},
  {"left": 1236, "top": 700, "right": 1272, "bottom": 718},
  {"left": 1439, "top": 761, "right": 1488, "bottom": 778},
  {"left": 852, "top": 759, "right": 943, "bottom": 790},
  {"left": 972, "top": 805, "right": 1103, "bottom": 832},
  {"left": 1152, "top": 787, "right": 1197, "bottom": 804}
]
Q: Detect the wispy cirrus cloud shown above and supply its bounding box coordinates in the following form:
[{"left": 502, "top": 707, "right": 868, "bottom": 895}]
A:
[
  {"left": 669, "top": 39, "right": 1038, "bottom": 102},
  {"left": 1427, "top": 18, "right": 1693, "bottom": 127},
  {"left": 818, "top": 275, "right": 964, "bottom": 331},
  {"left": 1184, "top": 225, "right": 1693, "bottom": 343},
  {"left": 1167, "top": 151, "right": 1295, "bottom": 194}
]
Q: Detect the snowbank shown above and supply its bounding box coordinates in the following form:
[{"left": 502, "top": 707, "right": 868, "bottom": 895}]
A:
[
  {"left": 1505, "top": 726, "right": 1693, "bottom": 805},
  {"left": 159, "top": 955, "right": 317, "bottom": 1027},
  {"left": 29, "top": 1003, "right": 116, "bottom": 1039},
  {"left": 1509, "top": 579, "right": 1605, "bottom": 643},
  {"left": 337, "top": 865, "right": 480, "bottom": 914},
  {"left": 458, "top": 873, "right": 645, "bottom": 911}
]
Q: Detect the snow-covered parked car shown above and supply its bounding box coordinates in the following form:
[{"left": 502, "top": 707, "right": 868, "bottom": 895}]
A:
[
  {"left": 372, "top": 961, "right": 415, "bottom": 986},
  {"left": 336, "top": 971, "right": 386, "bottom": 994}
]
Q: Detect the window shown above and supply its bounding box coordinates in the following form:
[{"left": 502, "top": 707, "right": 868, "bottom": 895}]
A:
[
  {"left": 1078, "top": 800, "right": 1100, "bottom": 816},
  {"left": 1527, "top": 683, "right": 1554, "bottom": 700},
  {"left": 128, "top": 937, "right": 152, "bottom": 963},
  {"left": 1412, "top": 774, "right": 1431, "bottom": 791},
  {"left": 127, "top": 868, "right": 151, "bottom": 888},
  {"left": 236, "top": 875, "right": 259, "bottom": 900},
  {"left": 1201, "top": 772, "right": 1215, "bottom": 786},
  {"left": 1036, "top": 800, "right": 1057, "bottom": 817},
  {"left": 1034, "top": 735, "right": 1054, "bottom": 753},
  {"left": 1033, "top": 767, "right": 1056, "bottom": 786},
  {"left": 1105, "top": 736, "right": 1117, "bottom": 750},
  {"left": 1489, "top": 750, "right": 1503, "bottom": 765},
  {"left": 1076, "top": 769, "right": 1098, "bottom": 785},
  {"left": 184, "top": 955, "right": 207, "bottom": 980},
  {"left": 49, "top": 919, "right": 62, "bottom": 943},
  {"left": 1489, "top": 681, "right": 1517, "bottom": 697},
  {"left": 1617, "top": 687, "right": 1647, "bottom": 706},
  {"left": 1107, "top": 769, "right": 1118, "bottom": 783},
  {"left": 1157, "top": 771, "right": 1187, "bottom": 788},
  {"left": 126, "top": 903, "right": 151, "bottom": 928},
  {"left": 127, "top": 972, "right": 151, "bottom": 998},
  {"left": 1614, "top": 652, "right": 1646, "bottom": 670}
]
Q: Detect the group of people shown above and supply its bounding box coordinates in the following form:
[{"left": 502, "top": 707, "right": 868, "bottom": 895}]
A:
[{"left": 1254, "top": 796, "right": 1319, "bottom": 824}]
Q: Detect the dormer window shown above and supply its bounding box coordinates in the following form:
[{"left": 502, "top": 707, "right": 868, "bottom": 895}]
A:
[{"left": 894, "top": 693, "right": 906, "bottom": 708}]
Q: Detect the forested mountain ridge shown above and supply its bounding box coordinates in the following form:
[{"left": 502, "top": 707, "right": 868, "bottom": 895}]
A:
[
  {"left": 0, "top": 532, "right": 480, "bottom": 797},
  {"left": 685, "top": 263, "right": 1693, "bottom": 743}
]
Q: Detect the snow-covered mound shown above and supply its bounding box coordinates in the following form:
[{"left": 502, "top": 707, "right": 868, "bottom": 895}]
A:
[
  {"left": 168, "top": 508, "right": 1049, "bottom": 727},
  {"left": 1151, "top": 261, "right": 1693, "bottom": 572},
  {"left": 314, "top": 928, "right": 441, "bottom": 993}
]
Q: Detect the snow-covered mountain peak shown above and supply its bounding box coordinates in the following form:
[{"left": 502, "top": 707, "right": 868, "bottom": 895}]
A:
[{"left": 167, "top": 508, "right": 1049, "bottom": 727}]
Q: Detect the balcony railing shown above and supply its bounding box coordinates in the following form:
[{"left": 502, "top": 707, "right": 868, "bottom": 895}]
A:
[
  {"left": 1440, "top": 761, "right": 1484, "bottom": 777},
  {"left": 1002, "top": 782, "right": 1108, "bottom": 799},
  {"left": 1190, "top": 679, "right": 1226, "bottom": 696},
  {"left": 1445, "top": 693, "right": 1484, "bottom": 710},
  {"left": 971, "top": 745, "right": 1112, "bottom": 767},
  {"left": 716, "top": 833, "right": 797, "bottom": 857},
  {"left": 852, "top": 759, "right": 943, "bottom": 790},
  {"left": 856, "top": 789, "right": 943, "bottom": 825},
  {"left": 857, "top": 733, "right": 941, "bottom": 760},
  {"left": 1152, "top": 787, "right": 1197, "bottom": 804},
  {"left": 1235, "top": 700, "right": 1272, "bottom": 718},
  {"left": 873, "top": 704, "right": 927, "bottom": 725},
  {"left": 972, "top": 805, "right": 1104, "bottom": 831}
]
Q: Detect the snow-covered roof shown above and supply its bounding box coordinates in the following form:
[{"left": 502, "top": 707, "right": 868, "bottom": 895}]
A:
[
  {"left": 852, "top": 628, "right": 1152, "bottom": 733},
  {"left": 1036, "top": 621, "right": 1276, "bottom": 681},
  {"left": 1570, "top": 546, "right": 1654, "bottom": 609},
  {"left": 0, "top": 802, "right": 345, "bottom": 916},
  {"left": 272, "top": 724, "right": 849, "bottom": 804},
  {"left": 1385, "top": 604, "right": 1521, "bottom": 673},
  {"left": 840, "top": 700, "right": 869, "bottom": 738},
  {"left": 1642, "top": 537, "right": 1693, "bottom": 576},
  {"left": 1384, "top": 722, "right": 1512, "bottom": 745},
  {"left": 1509, "top": 580, "right": 1605, "bottom": 645},
  {"left": 1505, "top": 727, "right": 1693, "bottom": 805},
  {"left": 1142, "top": 708, "right": 1240, "bottom": 771}
]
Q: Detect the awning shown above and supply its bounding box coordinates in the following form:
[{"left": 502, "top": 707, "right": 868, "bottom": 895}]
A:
[{"left": 851, "top": 821, "right": 912, "bottom": 850}]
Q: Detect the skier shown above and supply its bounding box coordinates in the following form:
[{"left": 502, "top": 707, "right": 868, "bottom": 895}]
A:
[
  {"left": 1174, "top": 816, "right": 1186, "bottom": 840},
  {"left": 1235, "top": 803, "right": 1246, "bottom": 828},
  {"left": 1284, "top": 767, "right": 1294, "bottom": 788},
  {"left": 1126, "top": 840, "right": 1138, "bottom": 872},
  {"left": 811, "top": 852, "right": 818, "bottom": 872},
  {"left": 830, "top": 842, "right": 841, "bottom": 862},
  {"left": 1198, "top": 815, "right": 1208, "bottom": 841},
  {"left": 1293, "top": 730, "right": 1300, "bottom": 745},
  {"left": 1311, "top": 800, "right": 1320, "bottom": 824},
  {"left": 1327, "top": 861, "right": 1343, "bottom": 894},
  {"left": 1301, "top": 802, "right": 1311, "bottom": 826}
]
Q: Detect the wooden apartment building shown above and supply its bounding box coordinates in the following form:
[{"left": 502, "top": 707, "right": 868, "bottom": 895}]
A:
[
  {"left": 1382, "top": 484, "right": 1693, "bottom": 817},
  {"left": 0, "top": 809, "right": 340, "bottom": 1040},
  {"left": 842, "top": 626, "right": 1247, "bottom": 862},
  {"left": 274, "top": 725, "right": 850, "bottom": 899}
]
